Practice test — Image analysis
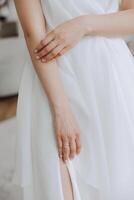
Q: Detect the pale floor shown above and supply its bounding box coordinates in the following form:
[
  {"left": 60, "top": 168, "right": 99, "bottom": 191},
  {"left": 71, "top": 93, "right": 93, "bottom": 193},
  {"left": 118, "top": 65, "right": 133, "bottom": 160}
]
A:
[{"left": 0, "top": 96, "right": 22, "bottom": 200}]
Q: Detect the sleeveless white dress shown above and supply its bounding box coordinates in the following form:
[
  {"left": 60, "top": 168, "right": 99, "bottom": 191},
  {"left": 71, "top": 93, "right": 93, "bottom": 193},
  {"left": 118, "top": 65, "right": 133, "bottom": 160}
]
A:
[{"left": 12, "top": 0, "right": 134, "bottom": 199}]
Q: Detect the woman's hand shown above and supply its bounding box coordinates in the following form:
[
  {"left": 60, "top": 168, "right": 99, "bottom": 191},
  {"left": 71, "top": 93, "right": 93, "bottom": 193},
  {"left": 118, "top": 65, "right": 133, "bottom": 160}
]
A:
[
  {"left": 53, "top": 105, "right": 82, "bottom": 163},
  {"left": 34, "top": 16, "right": 87, "bottom": 63}
]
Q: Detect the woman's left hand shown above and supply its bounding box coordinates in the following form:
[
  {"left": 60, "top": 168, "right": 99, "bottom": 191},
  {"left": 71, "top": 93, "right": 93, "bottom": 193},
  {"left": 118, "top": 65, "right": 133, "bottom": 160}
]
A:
[{"left": 34, "top": 16, "right": 86, "bottom": 63}]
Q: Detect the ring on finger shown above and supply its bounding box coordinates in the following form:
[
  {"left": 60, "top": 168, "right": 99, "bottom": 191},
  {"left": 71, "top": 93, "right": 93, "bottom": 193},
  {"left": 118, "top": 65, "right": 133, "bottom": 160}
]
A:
[
  {"left": 59, "top": 154, "right": 63, "bottom": 158},
  {"left": 69, "top": 142, "right": 74, "bottom": 147},
  {"left": 64, "top": 143, "right": 70, "bottom": 148},
  {"left": 58, "top": 150, "right": 63, "bottom": 157}
]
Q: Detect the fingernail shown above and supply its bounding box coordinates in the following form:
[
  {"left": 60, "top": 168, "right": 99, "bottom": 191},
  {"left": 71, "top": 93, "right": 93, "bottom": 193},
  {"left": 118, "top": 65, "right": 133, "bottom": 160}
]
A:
[
  {"left": 34, "top": 49, "right": 38, "bottom": 53},
  {"left": 42, "top": 58, "right": 46, "bottom": 63},
  {"left": 36, "top": 55, "right": 40, "bottom": 59}
]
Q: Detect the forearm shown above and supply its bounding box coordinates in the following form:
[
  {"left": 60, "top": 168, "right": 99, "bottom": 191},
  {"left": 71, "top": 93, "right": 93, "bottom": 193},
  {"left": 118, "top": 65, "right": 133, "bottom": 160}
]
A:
[
  {"left": 14, "top": 0, "right": 70, "bottom": 113},
  {"left": 25, "top": 34, "right": 70, "bottom": 112},
  {"left": 83, "top": 9, "right": 134, "bottom": 37}
]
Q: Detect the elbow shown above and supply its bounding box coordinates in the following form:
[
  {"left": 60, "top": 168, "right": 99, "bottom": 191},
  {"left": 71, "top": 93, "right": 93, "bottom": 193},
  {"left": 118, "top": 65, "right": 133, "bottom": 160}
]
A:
[
  {"left": 123, "top": 8, "right": 134, "bottom": 33},
  {"left": 23, "top": 29, "right": 33, "bottom": 39},
  {"left": 23, "top": 26, "right": 37, "bottom": 39},
  {"left": 129, "top": 9, "right": 134, "bottom": 32},
  {"left": 23, "top": 30, "right": 37, "bottom": 44},
  {"left": 23, "top": 28, "right": 45, "bottom": 42}
]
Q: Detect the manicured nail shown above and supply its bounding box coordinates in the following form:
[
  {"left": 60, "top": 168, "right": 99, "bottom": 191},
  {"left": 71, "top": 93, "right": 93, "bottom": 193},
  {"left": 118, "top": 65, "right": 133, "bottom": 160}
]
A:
[
  {"left": 41, "top": 58, "right": 46, "bottom": 62},
  {"left": 36, "top": 55, "right": 40, "bottom": 59},
  {"left": 34, "top": 49, "right": 38, "bottom": 53}
]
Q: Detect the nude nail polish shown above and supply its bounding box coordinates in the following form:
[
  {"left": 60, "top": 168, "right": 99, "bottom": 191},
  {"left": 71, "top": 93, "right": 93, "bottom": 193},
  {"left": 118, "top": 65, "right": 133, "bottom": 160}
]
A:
[
  {"left": 42, "top": 58, "right": 46, "bottom": 62},
  {"left": 36, "top": 55, "right": 40, "bottom": 59}
]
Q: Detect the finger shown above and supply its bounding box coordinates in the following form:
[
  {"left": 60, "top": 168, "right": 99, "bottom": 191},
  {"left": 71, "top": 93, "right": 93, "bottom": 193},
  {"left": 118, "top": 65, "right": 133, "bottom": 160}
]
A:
[
  {"left": 58, "top": 46, "right": 70, "bottom": 57},
  {"left": 41, "top": 44, "right": 65, "bottom": 63},
  {"left": 57, "top": 134, "right": 63, "bottom": 159},
  {"left": 37, "top": 40, "right": 59, "bottom": 59},
  {"left": 62, "top": 136, "right": 70, "bottom": 163},
  {"left": 50, "top": 46, "right": 70, "bottom": 61},
  {"left": 75, "top": 134, "right": 82, "bottom": 155},
  {"left": 43, "top": 46, "right": 71, "bottom": 62},
  {"left": 69, "top": 136, "right": 76, "bottom": 160},
  {"left": 34, "top": 31, "right": 55, "bottom": 53}
]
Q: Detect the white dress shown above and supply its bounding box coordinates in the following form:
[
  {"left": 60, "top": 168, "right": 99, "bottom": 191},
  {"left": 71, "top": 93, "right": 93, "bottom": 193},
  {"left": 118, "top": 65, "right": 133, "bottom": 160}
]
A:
[{"left": 12, "top": 0, "right": 134, "bottom": 199}]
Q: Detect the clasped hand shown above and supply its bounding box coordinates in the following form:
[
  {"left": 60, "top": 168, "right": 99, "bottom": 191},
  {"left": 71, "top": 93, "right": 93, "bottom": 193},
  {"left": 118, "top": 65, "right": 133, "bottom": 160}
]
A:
[{"left": 34, "top": 16, "right": 87, "bottom": 62}]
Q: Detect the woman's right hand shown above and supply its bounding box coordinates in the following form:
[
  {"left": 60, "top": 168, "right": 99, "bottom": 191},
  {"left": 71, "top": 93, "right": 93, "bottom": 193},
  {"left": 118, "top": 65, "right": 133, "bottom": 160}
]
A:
[{"left": 53, "top": 105, "right": 82, "bottom": 163}]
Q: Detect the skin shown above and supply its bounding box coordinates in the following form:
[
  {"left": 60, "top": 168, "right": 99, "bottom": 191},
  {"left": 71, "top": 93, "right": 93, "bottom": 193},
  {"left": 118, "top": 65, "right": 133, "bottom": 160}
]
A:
[
  {"left": 14, "top": 0, "right": 80, "bottom": 199},
  {"left": 14, "top": 0, "right": 134, "bottom": 165},
  {"left": 15, "top": 0, "right": 134, "bottom": 167},
  {"left": 14, "top": 0, "right": 81, "bottom": 165},
  {"left": 34, "top": 0, "right": 134, "bottom": 63},
  {"left": 13, "top": 0, "right": 134, "bottom": 199}
]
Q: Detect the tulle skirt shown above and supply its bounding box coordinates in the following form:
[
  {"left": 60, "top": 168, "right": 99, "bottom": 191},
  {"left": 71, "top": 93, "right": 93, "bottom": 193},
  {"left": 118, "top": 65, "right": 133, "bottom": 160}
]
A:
[{"left": 12, "top": 35, "right": 134, "bottom": 200}]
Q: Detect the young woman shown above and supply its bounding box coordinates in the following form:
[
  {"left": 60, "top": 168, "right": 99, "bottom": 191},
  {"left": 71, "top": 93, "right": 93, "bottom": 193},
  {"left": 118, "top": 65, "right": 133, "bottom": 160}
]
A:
[{"left": 12, "top": 0, "right": 134, "bottom": 199}]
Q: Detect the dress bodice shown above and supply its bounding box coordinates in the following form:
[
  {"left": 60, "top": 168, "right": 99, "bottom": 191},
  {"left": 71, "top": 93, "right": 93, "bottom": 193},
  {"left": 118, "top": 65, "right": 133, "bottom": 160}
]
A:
[{"left": 41, "top": 0, "right": 119, "bottom": 29}]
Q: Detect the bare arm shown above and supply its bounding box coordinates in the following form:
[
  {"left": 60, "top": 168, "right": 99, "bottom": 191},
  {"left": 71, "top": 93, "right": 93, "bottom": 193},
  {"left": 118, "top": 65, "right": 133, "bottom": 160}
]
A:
[
  {"left": 34, "top": 0, "right": 134, "bottom": 63},
  {"left": 83, "top": 0, "right": 134, "bottom": 37},
  {"left": 14, "top": 0, "right": 82, "bottom": 162},
  {"left": 14, "top": 0, "right": 69, "bottom": 111}
]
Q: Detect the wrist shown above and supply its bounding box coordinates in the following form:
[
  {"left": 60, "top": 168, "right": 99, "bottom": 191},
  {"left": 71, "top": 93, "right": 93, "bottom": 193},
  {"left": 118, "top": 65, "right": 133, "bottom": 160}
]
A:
[
  {"left": 79, "top": 15, "right": 95, "bottom": 36},
  {"left": 51, "top": 97, "right": 71, "bottom": 114}
]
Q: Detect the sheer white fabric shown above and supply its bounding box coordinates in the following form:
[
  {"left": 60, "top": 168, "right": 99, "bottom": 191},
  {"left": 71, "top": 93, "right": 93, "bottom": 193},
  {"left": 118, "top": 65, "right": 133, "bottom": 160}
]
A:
[{"left": 12, "top": 0, "right": 134, "bottom": 199}]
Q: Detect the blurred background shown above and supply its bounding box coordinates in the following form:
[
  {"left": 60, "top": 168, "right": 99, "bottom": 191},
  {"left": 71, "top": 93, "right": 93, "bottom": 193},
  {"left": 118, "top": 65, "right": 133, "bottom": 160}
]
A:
[
  {"left": 0, "top": 0, "right": 25, "bottom": 199},
  {"left": 0, "top": 0, "right": 134, "bottom": 200}
]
